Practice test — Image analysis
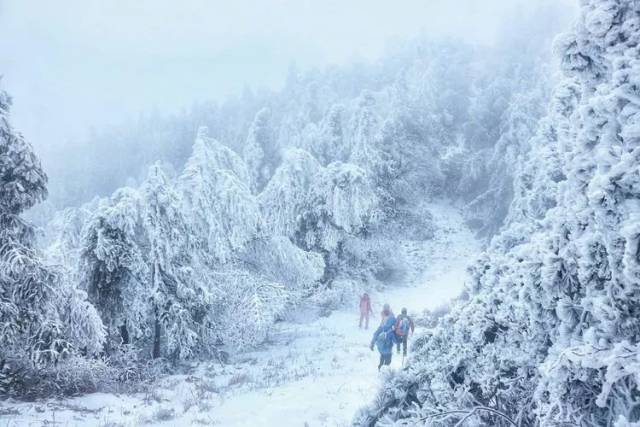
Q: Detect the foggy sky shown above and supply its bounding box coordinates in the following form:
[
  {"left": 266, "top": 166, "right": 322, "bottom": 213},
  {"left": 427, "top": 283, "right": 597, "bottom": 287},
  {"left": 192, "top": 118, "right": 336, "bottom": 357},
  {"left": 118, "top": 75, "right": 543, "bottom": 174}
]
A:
[{"left": 0, "top": 0, "right": 576, "bottom": 154}]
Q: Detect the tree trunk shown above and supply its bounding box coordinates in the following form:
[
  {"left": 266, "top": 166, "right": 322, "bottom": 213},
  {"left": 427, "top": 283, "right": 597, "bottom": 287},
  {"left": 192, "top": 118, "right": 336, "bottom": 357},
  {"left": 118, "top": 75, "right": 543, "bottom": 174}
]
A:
[{"left": 153, "top": 307, "right": 161, "bottom": 359}]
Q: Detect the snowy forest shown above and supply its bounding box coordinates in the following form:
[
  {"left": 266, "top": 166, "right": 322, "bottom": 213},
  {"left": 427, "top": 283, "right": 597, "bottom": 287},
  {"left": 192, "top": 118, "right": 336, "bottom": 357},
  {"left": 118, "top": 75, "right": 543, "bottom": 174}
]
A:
[{"left": 1, "top": 0, "right": 640, "bottom": 426}]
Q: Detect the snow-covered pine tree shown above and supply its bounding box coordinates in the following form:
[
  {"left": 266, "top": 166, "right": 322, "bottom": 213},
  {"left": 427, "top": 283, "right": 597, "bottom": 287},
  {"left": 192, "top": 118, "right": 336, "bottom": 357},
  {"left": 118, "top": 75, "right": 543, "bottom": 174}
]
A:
[
  {"left": 80, "top": 188, "right": 149, "bottom": 353},
  {"left": 74, "top": 127, "right": 313, "bottom": 357},
  {"left": 303, "top": 161, "right": 379, "bottom": 285},
  {"left": 0, "top": 86, "right": 104, "bottom": 395},
  {"left": 255, "top": 148, "right": 327, "bottom": 292},
  {"left": 180, "top": 127, "right": 262, "bottom": 265},
  {"left": 533, "top": 2, "right": 640, "bottom": 423},
  {"left": 0, "top": 86, "right": 65, "bottom": 367},
  {"left": 259, "top": 146, "right": 379, "bottom": 285},
  {"left": 243, "top": 108, "right": 279, "bottom": 193},
  {"left": 259, "top": 148, "right": 323, "bottom": 239},
  {"left": 465, "top": 65, "right": 552, "bottom": 236},
  {"left": 43, "top": 203, "right": 97, "bottom": 273},
  {"left": 141, "top": 163, "right": 201, "bottom": 360},
  {"left": 301, "top": 104, "right": 348, "bottom": 166},
  {"left": 375, "top": 114, "right": 443, "bottom": 210},
  {"left": 348, "top": 91, "right": 381, "bottom": 173},
  {"left": 310, "top": 161, "right": 378, "bottom": 250},
  {"left": 178, "top": 127, "right": 305, "bottom": 349}
]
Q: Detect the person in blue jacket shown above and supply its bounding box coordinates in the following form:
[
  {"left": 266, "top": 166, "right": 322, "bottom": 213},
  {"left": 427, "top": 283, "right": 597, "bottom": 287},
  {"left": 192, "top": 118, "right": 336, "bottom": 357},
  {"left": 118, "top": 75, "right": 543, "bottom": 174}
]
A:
[{"left": 370, "top": 303, "right": 396, "bottom": 370}]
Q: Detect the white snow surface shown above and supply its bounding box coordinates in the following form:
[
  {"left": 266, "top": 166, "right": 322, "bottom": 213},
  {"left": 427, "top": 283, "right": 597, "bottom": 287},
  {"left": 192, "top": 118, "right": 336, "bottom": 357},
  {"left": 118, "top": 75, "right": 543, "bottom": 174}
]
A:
[{"left": 0, "top": 202, "right": 479, "bottom": 427}]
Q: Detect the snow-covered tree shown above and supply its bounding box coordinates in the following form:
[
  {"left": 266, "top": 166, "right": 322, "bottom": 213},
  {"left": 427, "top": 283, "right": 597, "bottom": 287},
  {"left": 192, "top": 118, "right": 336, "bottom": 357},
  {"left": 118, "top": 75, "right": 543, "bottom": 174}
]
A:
[
  {"left": 348, "top": 91, "right": 381, "bottom": 171},
  {"left": 80, "top": 188, "right": 148, "bottom": 353},
  {"left": 75, "top": 128, "right": 321, "bottom": 358},
  {"left": 212, "top": 271, "right": 288, "bottom": 348},
  {"left": 259, "top": 147, "right": 379, "bottom": 284},
  {"left": 239, "top": 235, "right": 324, "bottom": 300},
  {"left": 263, "top": 151, "right": 379, "bottom": 253},
  {"left": 300, "top": 161, "right": 379, "bottom": 284},
  {"left": 0, "top": 86, "right": 104, "bottom": 395},
  {"left": 375, "top": 114, "right": 444, "bottom": 209},
  {"left": 301, "top": 104, "right": 348, "bottom": 165},
  {"left": 181, "top": 127, "right": 262, "bottom": 265},
  {"left": 79, "top": 161, "right": 221, "bottom": 360},
  {"left": 308, "top": 161, "right": 378, "bottom": 251},
  {"left": 141, "top": 163, "right": 202, "bottom": 360},
  {"left": 243, "top": 108, "right": 279, "bottom": 192},
  {"left": 465, "top": 65, "right": 552, "bottom": 236},
  {"left": 259, "top": 148, "right": 322, "bottom": 239},
  {"left": 43, "top": 202, "right": 98, "bottom": 272}
]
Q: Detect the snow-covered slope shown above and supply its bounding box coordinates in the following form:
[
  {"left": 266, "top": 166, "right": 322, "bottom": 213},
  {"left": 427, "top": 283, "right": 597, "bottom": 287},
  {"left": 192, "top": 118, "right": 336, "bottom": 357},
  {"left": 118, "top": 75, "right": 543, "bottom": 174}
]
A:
[
  {"left": 0, "top": 202, "right": 479, "bottom": 427},
  {"left": 357, "top": 2, "right": 640, "bottom": 425}
]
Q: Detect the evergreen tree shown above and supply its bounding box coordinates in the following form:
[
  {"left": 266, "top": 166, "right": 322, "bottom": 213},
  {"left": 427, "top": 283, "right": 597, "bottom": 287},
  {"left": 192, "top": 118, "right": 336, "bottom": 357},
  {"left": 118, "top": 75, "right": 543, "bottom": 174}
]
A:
[
  {"left": 259, "top": 148, "right": 322, "bottom": 239},
  {"left": 302, "top": 104, "right": 348, "bottom": 165},
  {"left": 243, "top": 108, "right": 278, "bottom": 192},
  {"left": 0, "top": 86, "right": 104, "bottom": 395},
  {"left": 259, "top": 147, "right": 379, "bottom": 285},
  {"left": 181, "top": 127, "right": 262, "bottom": 265},
  {"left": 348, "top": 91, "right": 381, "bottom": 171},
  {"left": 141, "top": 163, "right": 199, "bottom": 360},
  {"left": 80, "top": 188, "right": 148, "bottom": 353}
]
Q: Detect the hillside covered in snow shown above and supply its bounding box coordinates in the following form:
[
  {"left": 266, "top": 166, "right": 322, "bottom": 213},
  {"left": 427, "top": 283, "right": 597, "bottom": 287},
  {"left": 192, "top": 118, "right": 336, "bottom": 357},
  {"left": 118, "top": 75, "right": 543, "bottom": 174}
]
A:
[
  {"left": 1, "top": 203, "right": 478, "bottom": 426},
  {"left": 2, "top": 0, "right": 640, "bottom": 426},
  {"left": 356, "top": 1, "right": 640, "bottom": 426}
]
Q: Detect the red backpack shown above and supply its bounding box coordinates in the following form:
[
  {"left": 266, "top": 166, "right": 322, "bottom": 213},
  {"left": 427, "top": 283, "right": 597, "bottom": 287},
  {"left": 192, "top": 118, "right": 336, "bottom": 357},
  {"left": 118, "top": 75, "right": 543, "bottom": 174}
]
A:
[{"left": 395, "top": 316, "right": 411, "bottom": 336}]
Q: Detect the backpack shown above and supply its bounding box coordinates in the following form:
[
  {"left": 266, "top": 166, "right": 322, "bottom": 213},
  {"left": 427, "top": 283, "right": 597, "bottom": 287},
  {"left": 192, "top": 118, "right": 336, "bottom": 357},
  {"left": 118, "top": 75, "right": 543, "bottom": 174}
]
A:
[
  {"left": 396, "top": 317, "right": 411, "bottom": 336},
  {"left": 376, "top": 330, "right": 393, "bottom": 351},
  {"left": 376, "top": 330, "right": 388, "bottom": 346}
]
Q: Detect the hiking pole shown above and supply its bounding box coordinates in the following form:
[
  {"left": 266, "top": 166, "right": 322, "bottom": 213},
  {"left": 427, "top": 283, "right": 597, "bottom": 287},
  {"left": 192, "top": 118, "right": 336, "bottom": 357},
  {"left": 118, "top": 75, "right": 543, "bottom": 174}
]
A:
[{"left": 402, "top": 353, "right": 405, "bottom": 368}]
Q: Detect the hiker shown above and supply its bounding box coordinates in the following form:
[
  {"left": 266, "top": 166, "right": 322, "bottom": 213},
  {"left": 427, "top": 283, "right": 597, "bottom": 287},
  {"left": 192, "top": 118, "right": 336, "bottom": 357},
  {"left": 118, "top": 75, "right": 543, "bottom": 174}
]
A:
[
  {"left": 359, "top": 292, "right": 373, "bottom": 329},
  {"left": 370, "top": 303, "right": 396, "bottom": 370},
  {"left": 395, "top": 307, "right": 415, "bottom": 357}
]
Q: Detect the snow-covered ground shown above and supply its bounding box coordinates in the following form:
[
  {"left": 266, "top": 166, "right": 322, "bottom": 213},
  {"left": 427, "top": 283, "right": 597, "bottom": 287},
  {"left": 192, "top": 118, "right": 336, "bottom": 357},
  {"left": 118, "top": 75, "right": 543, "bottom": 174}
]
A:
[{"left": 0, "top": 202, "right": 479, "bottom": 427}]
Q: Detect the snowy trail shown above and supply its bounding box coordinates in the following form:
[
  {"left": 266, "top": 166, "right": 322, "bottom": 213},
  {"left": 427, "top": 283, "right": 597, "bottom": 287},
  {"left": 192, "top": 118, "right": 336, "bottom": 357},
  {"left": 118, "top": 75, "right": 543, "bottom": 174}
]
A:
[{"left": 0, "top": 203, "right": 479, "bottom": 427}]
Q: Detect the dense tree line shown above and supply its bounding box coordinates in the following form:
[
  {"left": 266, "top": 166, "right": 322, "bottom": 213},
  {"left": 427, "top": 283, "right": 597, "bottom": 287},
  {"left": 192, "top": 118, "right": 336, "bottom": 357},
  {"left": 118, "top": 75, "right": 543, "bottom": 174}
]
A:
[
  {"left": 34, "top": 14, "right": 564, "bottom": 239},
  {"left": 1, "top": 3, "right": 570, "bottom": 398}
]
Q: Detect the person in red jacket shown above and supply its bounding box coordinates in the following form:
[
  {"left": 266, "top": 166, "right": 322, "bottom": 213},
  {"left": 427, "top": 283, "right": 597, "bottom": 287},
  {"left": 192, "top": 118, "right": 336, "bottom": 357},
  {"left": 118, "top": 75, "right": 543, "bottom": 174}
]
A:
[{"left": 359, "top": 292, "right": 373, "bottom": 329}]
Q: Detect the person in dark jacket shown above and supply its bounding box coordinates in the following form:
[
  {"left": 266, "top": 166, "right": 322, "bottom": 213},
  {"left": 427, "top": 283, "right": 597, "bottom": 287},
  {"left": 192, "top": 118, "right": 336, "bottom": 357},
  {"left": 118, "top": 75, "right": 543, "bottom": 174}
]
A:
[
  {"left": 394, "top": 307, "right": 415, "bottom": 356},
  {"left": 370, "top": 303, "right": 396, "bottom": 370}
]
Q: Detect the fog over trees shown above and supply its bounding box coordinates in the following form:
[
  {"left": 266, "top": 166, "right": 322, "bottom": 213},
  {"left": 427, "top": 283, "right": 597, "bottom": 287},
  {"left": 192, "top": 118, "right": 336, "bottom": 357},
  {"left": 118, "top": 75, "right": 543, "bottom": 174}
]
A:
[{"left": 3, "top": 1, "right": 640, "bottom": 426}]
